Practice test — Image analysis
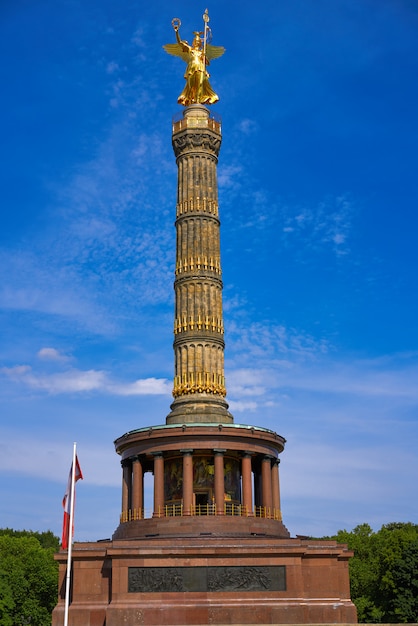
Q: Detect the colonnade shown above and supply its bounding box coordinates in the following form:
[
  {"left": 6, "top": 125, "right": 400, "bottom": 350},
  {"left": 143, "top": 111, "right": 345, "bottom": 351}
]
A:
[{"left": 120, "top": 449, "right": 282, "bottom": 521}]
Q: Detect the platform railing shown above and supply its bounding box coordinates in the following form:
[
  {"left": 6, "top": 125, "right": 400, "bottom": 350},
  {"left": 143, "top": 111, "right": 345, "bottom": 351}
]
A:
[
  {"left": 120, "top": 504, "right": 282, "bottom": 523},
  {"left": 172, "top": 111, "right": 221, "bottom": 134}
]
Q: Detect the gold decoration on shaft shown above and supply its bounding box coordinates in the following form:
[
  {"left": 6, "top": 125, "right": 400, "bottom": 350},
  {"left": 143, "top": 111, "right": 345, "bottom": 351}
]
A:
[
  {"left": 176, "top": 198, "right": 219, "bottom": 217},
  {"left": 175, "top": 256, "right": 221, "bottom": 275},
  {"left": 163, "top": 10, "right": 225, "bottom": 106},
  {"left": 174, "top": 315, "right": 224, "bottom": 334},
  {"left": 173, "top": 371, "right": 226, "bottom": 398}
]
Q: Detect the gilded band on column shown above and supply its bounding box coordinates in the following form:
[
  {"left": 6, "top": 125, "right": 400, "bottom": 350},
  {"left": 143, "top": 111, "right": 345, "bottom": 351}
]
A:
[
  {"left": 174, "top": 316, "right": 224, "bottom": 334},
  {"left": 173, "top": 372, "right": 226, "bottom": 397},
  {"left": 176, "top": 198, "right": 219, "bottom": 217}
]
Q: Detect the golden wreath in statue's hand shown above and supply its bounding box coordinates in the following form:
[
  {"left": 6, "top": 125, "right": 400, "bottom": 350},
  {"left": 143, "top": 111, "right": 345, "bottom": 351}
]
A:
[{"left": 172, "top": 18, "right": 181, "bottom": 33}]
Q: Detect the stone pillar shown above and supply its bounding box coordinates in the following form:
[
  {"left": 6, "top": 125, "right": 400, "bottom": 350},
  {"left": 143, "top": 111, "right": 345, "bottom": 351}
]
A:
[
  {"left": 271, "top": 458, "right": 281, "bottom": 518},
  {"left": 152, "top": 452, "right": 165, "bottom": 517},
  {"left": 254, "top": 464, "right": 262, "bottom": 509},
  {"left": 121, "top": 459, "right": 131, "bottom": 518},
  {"left": 181, "top": 449, "right": 194, "bottom": 515},
  {"left": 214, "top": 449, "right": 226, "bottom": 515},
  {"left": 132, "top": 457, "right": 143, "bottom": 519},
  {"left": 241, "top": 452, "right": 253, "bottom": 516},
  {"left": 261, "top": 455, "right": 273, "bottom": 514},
  {"left": 167, "top": 104, "right": 233, "bottom": 425}
]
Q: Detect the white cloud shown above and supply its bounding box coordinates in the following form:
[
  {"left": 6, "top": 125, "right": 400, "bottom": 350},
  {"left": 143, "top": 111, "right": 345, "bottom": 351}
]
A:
[
  {"left": 228, "top": 399, "right": 258, "bottom": 412},
  {"left": 109, "top": 377, "right": 172, "bottom": 396},
  {"left": 0, "top": 365, "right": 171, "bottom": 397},
  {"left": 227, "top": 322, "right": 329, "bottom": 362},
  {"left": 226, "top": 353, "right": 418, "bottom": 409},
  {"left": 227, "top": 368, "right": 266, "bottom": 397},
  {"left": 1, "top": 366, "right": 107, "bottom": 393},
  {"left": 37, "top": 347, "right": 70, "bottom": 362},
  {"left": 131, "top": 26, "right": 146, "bottom": 48},
  {"left": 106, "top": 60, "right": 119, "bottom": 74},
  {"left": 218, "top": 164, "right": 243, "bottom": 190},
  {"left": 280, "top": 195, "right": 353, "bottom": 256},
  {"left": 0, "top": 250, "right": 115, "bottom": 335},
  {"left": 237, "top": 118, "right": 258, "bottom": 135},
  {"left": 267, "top": 357, "right": 418, "bottom": 400},
  {"left": 0, "top": 115, "right": 176, "bottom": 336}
]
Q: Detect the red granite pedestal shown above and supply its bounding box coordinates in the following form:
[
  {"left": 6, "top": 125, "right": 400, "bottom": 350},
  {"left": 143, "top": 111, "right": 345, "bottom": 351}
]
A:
[{"left": 52, "top": 520, "right": 357, "bottom": 626}]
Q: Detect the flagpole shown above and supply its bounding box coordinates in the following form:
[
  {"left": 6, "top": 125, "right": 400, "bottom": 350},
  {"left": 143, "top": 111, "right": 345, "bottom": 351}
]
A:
[{"left": 64, "top": 442, "right": 77, "bottom": 626}]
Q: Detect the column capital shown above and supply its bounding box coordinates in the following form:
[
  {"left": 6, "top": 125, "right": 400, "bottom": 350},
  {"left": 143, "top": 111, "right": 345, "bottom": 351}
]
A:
[
  {"left": 242, "top": 451, "right": 254, "bottom": 458},
  {"left": 262, "top": 454, "right": 275, "bottom": 463},
  {"left": 213, "top": 448, "right": 227, "bottom": 455},
  {"left": 151, "top": 451, "right": 164, "bottom": 458},
  {"left": 172, "top": 130, "right": 221, "bottom": 160},
  {"left": 180, "top": 448, "right": 194, "bottom": 456}
]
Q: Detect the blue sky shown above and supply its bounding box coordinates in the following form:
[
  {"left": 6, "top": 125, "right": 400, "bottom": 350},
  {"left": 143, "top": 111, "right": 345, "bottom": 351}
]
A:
[{"left": 1, "top": 0, "right": 417, "bottom": 541}]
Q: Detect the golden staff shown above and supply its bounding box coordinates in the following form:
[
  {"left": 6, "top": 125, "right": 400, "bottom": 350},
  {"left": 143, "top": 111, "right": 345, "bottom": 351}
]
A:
[{"left": 203, "top": 8, "right": 209, "bottom": 58}]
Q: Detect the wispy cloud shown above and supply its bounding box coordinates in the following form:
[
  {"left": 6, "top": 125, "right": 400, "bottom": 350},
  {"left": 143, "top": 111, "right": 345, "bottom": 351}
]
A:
[
  {"left": 106, "top": 60, "right": 119, "bottom": 75},
  {"left": 237, "top": 118, "right": 258, "bottom": 135},
  {"left": 37, "top": 347, "right": 71, "bottom": 362},
  {"left": 218, "top": 163, "right": 243, "bottom": 190},
  {"left": 1, "top": 364, "right": 171, "bottom": 396},
  {"left": 228, "top": 399, "right": 258, "bottom": 412},
  {"left": 0, "top": 115, "right": 176, "bottom": 337},
  {"left": 224, "top": 320, "right": 418, "bottom": 424},
  {"left": 280, "top": 195, "right": 353, "bottom": 256},
  {"left": 219, "top": 157, "right": 354, "bottom": 260},
  {"left": 0, "top": 433, "right": 120, "bottom": 487},
  {"left": 227, "top": 322, "right": 329, "bottom": 363},
  {"left": 227, "top": 348, "right": 418, "bottom": 404}
]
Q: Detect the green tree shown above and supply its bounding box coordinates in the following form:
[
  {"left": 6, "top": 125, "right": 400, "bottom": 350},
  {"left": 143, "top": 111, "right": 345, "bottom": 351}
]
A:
[
  {"left": 0, "top": 528, "right": 59, "bottom": 550},
  {"left": 0, "top": 533, "right": 59, "bottom": 626},
  {"left": 377, "top": 525, "right": 418, "bottom": 622},
  {"left": 0, "top": 567, "right": 15, "bottom": 626},
  {"left": 328, "top": 522, "right": 418, "bottom": 623},
  {"left": 389, "top": 539, "right": 418, "bottom": 622},
  {"left": 335, "top": 524, "right": 384, "bottom": 622}
]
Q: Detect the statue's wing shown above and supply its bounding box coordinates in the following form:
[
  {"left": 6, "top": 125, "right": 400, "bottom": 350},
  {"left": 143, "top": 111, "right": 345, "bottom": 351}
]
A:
[
  {"left": 206, "top": 44, "right": 225, "bottom": 62},
  {"left": 163, "top": 43, "right": 189, "bottom": 63}
]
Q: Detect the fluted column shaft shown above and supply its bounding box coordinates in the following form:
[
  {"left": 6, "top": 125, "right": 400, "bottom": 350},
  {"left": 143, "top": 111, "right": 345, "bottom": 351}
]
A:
[{"left": 167, "top": 104, "right": 232, "bottom": 425}]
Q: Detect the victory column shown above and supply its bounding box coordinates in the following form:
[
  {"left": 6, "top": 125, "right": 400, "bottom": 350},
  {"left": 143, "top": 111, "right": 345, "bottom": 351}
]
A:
[{"left": 52, "top": 12, "right": 357, "bottom": 626}]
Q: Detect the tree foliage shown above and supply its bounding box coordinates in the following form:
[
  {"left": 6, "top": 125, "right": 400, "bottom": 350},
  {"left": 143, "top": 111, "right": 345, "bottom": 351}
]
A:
[
  {"left": 328, "top": 522, "right": 418, "bottom": 623},
  {"left": 0, "top": 529, "right": 59, "bottom": 626},
  {"left": 0, "top": 528, "right": 60, "bottom": 551}
]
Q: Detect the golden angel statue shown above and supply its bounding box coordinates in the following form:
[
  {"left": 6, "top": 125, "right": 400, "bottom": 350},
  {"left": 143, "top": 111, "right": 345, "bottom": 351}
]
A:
[{"left": 163, "top": 10, "right": 225, "bottom": 106}]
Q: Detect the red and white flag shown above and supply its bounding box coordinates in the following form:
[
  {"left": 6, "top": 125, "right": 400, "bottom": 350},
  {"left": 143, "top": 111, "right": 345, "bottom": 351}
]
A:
[{"left": 61, "top": 455, "right": 83, "bottom": 549}]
